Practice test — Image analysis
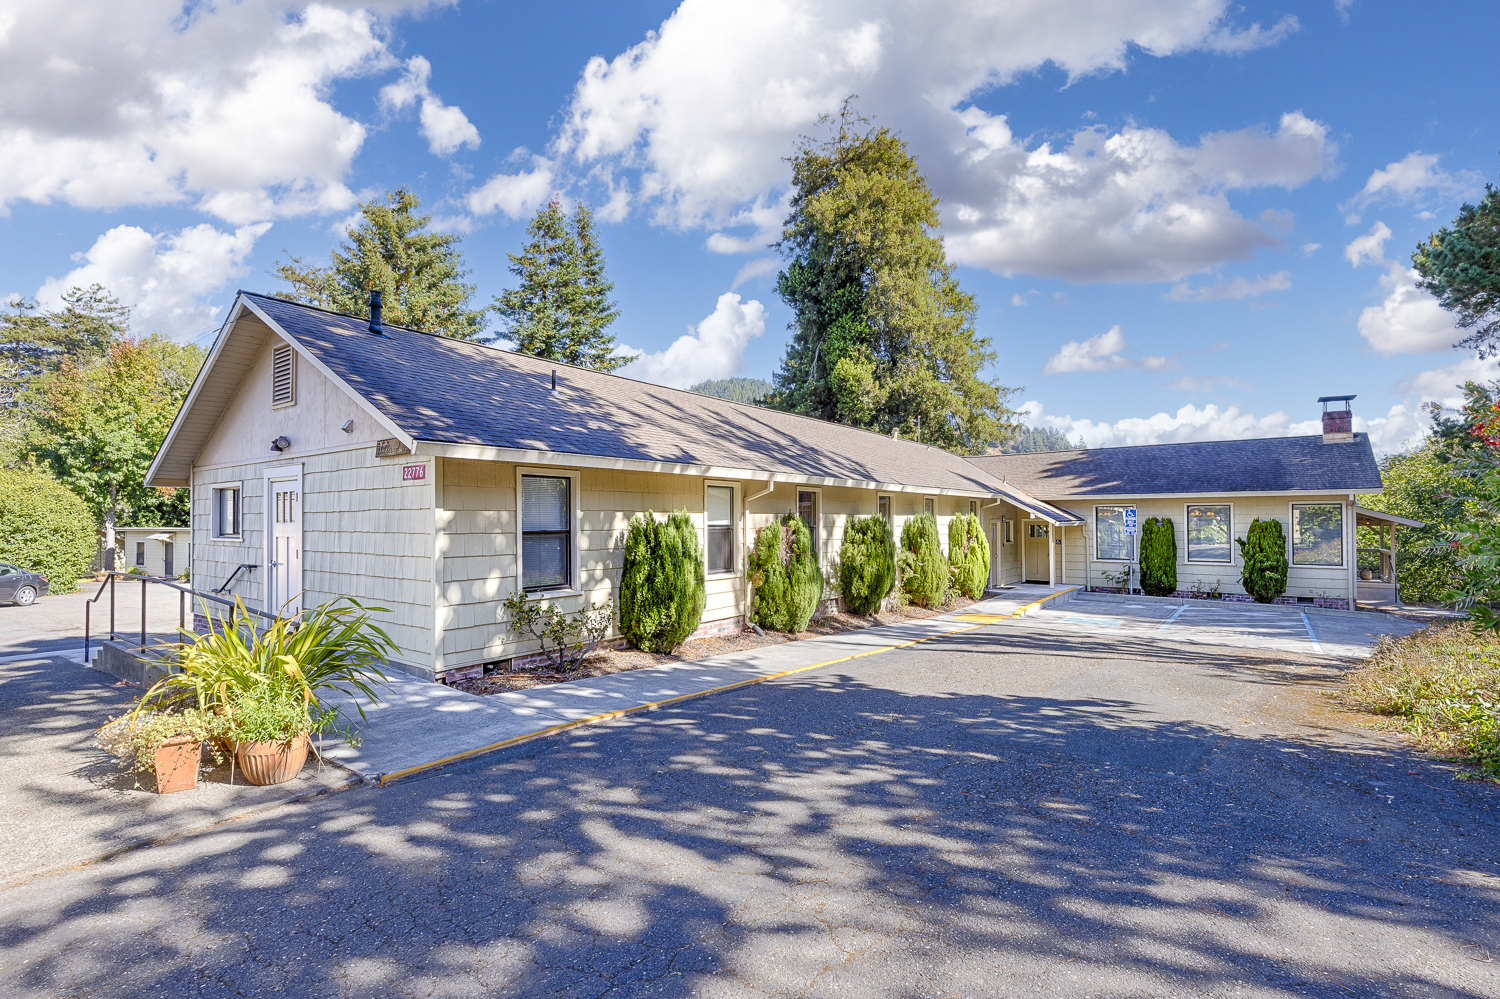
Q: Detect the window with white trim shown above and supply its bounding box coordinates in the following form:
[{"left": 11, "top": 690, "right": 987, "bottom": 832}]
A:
[
  {"left": 521, "top": 475, "right": 572, "bottom": 590},
  {"left": 1002, "top": 518, "right": 1014, "bottom": 544},
  {"left": 923, "top": 497, "right": 935, "bottom": 517},
  {"left": 271, "top": 345, "right": 295, "bottom": 408},
  {"left": 706, "top": 485, "right": 734, "bottom": 574},
  {"left": 1292, "top": 504, "right": 1343, "bottom": 566},
  {"left": 798, "top": 490, "right": 818, "bottom": 554},
  {"left": 969, "top": 500, "right": 978, "bottom": 516},
  {"left": 135, "top": 542, "right": 146, "bottom": 567},
  {"left": 1186, "top": 504, "right": 1232, "bottom": 563},
  {"left": 878, "top": 495, "right": 891, "bottom": 527},
  {"left": 1095, "top": 506, "right": 1132, "bottom": 561},
  {"left": 213, "top": 486, "right": 241, "bottom": 538}
]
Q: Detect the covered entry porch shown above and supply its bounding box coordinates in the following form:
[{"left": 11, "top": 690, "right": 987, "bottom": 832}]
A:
[
  {"left": 1354, "top": 505, "right": 1426, "bottom": 609},
  {"left": 982, "top": 489, "right": 1086, "bottom": 590}
]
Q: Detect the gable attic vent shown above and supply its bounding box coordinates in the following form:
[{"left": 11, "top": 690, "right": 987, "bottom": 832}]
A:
[{"left": 272, "top": 344, "right": 296, "bottom": 408}]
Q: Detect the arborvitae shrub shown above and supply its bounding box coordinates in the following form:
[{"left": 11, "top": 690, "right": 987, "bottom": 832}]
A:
[
  {"left": 0, "top": 469, "right": 96, "bottom": 594},
  {"left": 838, "top": 515, "right": 896, "bottom": 615},
  {"left": 900, "top": 512, "right": 948, "bottom": 608},
  {"left": 618, "top": 509, "right": 706, "bottom": 652},
  {"left": 948, "top": 513, "right": 990, "bottom": 600},
  {"left": 1139, "top": 516, "right": 1178, "bottom": 597},
  {"left": 748, "top": 514, "right": 824, "bottom": 632},
  {"left": 1237, "top": 518, "right": 1289, "bottom": 603}
]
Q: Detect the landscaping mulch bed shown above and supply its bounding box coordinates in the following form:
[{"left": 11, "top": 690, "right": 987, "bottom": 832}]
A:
[{"left": 449, "top": 596, "right": 977, "bottom": 697}]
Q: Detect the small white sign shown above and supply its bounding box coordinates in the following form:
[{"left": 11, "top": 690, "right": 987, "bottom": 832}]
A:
[
  {"left": 1124, "top": 507, "right": 1137, "bottom": 535},
  {"left": 402, "top": 463, "right": 427, "bottom": 482}
]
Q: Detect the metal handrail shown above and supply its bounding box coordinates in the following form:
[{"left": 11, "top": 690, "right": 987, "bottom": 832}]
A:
[
  {"left": 212, "top": 563, "right": 259, "bottom": 595},
  {"left": 83, "top": 571, "right": 280, "bottom": 665}
]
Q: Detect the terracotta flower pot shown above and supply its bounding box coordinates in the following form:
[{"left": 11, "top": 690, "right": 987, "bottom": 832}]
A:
[
  {"left": 153, "top": 736, "right": 203, "bottom": 794},
  {"left": 235, "top": 732, "right": 310, "bottom": 786}
]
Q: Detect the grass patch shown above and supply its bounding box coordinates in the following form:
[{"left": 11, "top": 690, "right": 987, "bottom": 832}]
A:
[{"left": 1344, "top": 622, "right": 1500, "bottom": 775}]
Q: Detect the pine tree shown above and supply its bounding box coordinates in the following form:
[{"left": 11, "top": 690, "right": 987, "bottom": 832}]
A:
[
  {"left": 272, "top": 187, "right": 487, "bottom": 340},
  {"left": 1413, "top": 182, "right": 1500, "bottom": 356},
  {"left": 495, "top": 198, "right": 624, "bottom": 371},
  {"left": 767, "top": 100, "right": 1018, "bottom": 454}
]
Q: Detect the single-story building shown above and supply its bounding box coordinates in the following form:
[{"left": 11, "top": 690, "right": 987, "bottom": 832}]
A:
[
  {"left": 146, "top": 292, "right": 1399, "bottom": 681},
  {"left": 110, "top": 527, "right": 191, "bottom": 579},
  {"left": 969, "top": 398, "right": 1419, "bottom": 608}
]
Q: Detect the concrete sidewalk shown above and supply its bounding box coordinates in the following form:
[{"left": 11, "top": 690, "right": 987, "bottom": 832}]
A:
[{"left": 322, "top": 584, "right": 1076, "bottom": 782}]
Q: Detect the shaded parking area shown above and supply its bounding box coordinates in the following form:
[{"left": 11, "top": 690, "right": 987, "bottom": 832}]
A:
[{"left": 0, "top": 614, "right": 1494, "bottom": 998}]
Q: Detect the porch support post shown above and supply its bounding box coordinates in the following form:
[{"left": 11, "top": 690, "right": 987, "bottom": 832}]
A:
[
  {"left": 1049, "top": 527, "right": 1057, "bottom": 586},
  {"left": 1059, "top": 527, "right": 1066, "bottom": 585}
]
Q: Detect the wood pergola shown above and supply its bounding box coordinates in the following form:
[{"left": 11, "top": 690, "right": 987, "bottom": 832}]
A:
[{"left": 1354, "top": 506, "right": 1426, "bottom": 608}]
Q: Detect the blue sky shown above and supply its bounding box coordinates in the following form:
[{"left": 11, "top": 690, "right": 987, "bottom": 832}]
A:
[{"left": 2, "top": 0, "right": 1495, "bottom": 453}]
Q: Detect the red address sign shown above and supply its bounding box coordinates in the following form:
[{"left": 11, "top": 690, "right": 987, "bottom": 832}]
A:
[{"left": 402, "top": 464, "right": 427, "bottom": 482}]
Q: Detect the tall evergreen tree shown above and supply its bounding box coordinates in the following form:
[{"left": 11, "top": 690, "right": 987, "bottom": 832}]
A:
[
  {"left": 494, "top": 198, "right": 623, "bottom": 371},
  {"left": 272, "top": 187, "right": 487, "bottom": 340},
  {"left": 2, "top": 284, "right": 128, "bottom": 405},
  {"left": 767, "top": 101, "right": 1017, "bottom": 454},
  {"left": 1413, "top": 182, "right": 1500, "bottom": 356}
]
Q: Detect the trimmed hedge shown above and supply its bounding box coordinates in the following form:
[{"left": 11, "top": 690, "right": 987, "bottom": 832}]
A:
[
  {"left": 948, "top": 513, "right": 990, "bottom": 600},
  {"left": 618, "top": 509, "right": 706, "bottom": 652},
  {"left": 748, "top": 514, "right": 824, "bottom": 633},
  {"left": 838, "top": 515, "right": 896, "bottom": 615},
  {"left": 1237, "top": 518, "right": 1289, "bottom": 603},
  {"left": 900, "top": 512, "right": 948, "bottom": 608},
  {"left": 1139, "top": 516, "right": 1177, "bottom": 597},
  {"left": 0, "top": 469, "right": 97, "bottom": 594}
]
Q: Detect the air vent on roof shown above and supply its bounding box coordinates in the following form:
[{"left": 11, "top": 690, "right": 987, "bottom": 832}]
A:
[{"left": 272, "top": 344, "right": 295, "bottom": 408}]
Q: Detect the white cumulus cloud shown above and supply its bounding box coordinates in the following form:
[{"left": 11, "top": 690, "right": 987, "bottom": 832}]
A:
[
  {"left": 1042, "top": 325, "right": 1175, "bottom": 374},
  {"left": 37, "top": 222, "right": 270, "bottom": 338},
  {"left": 467, "top": 154, "right": 556, "bottom": 219},
  {"left": 0, "top": 2, "right": 445, "bottom": 224},
  {"left": 1345, "top": 222, "right": 1460, "bottom": 356},
  {"left": 379, "top": 55, "right": 481, "bottom": 156},
  {"left": 616, "top": 292, "right": 766, "bottom": 388},
  {"left": 549, "top": 0, "right": 1319, "bottom": 283},
  {"left": 1339, "top": 151, "right": 1482, "bottom": 224}
]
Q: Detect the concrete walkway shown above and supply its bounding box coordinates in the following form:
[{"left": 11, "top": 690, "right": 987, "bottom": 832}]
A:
[{"left": 322, "top": 584, "right": 1077, "bottom": 782}]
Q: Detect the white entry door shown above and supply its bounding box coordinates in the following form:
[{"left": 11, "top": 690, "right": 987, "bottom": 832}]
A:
[{"left": 268, "top": 479, "right": 303, "bottom": 616}]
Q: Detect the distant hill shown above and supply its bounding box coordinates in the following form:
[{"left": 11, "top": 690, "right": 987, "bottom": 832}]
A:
[
  {"left": 994, "top": 425, "right": 1080, "bottom": 453},
  {"left": 689, "top": 377, "right": 773, "bottom": 404}
]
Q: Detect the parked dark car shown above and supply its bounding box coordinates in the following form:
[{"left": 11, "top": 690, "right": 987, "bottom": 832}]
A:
[{"left": 0, "top": 564, "right": 49, "bottom": 606}]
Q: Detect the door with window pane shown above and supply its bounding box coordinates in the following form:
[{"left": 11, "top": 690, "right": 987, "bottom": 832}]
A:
[
  {"left": 522, "top": 475, "right": 572, "bottom": 590},
  {"left": 268, "top": 480, "right": 302, "bottom": 615},
  {"left": 706, "top": 486, "right": 734, "bottom": 573}
]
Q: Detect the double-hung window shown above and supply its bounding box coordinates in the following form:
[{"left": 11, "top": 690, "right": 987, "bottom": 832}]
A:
[
  {"left": 214, "top": 486, "right": 241, "bottom": 538},
  {"left": 798, "top": 490, "right": 818, "bottom": 554},
  {"left": 706, "top": 485, "right": 734, "bottom": 574},
  {"left": 522, "top": 475, "right": 572, "bottom": 591},
  {"left": 923, "top": 497, "right": 935, "bottom": 517},
  {"left": 1186, "top": 504, "right": 1232, "bottom": 563},
  {"left": 1292, "top": 504, "right": 1343, "bottom": 566},
  {"left": 878, "top": 495, "right": 891, "bottom": 527},
  {"left": 135, "top": 542, "right": 146, "bottom": 567},
  {"left": 1095, "top": 506, "right": 1132, "bottom": 561}
]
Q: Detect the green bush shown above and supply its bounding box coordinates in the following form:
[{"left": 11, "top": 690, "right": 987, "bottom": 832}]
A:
[
  {"left": 900, "top": 512, "right": 948, "bottom": 608},
  {"left": 948, "top": 513, "right": 990, "bottom": 600},
  {"left": 1237, "top": 518, "right": 1289, "bottom": 603},
  {"left": 0, "top": 468, "right": 96, "bottom": 594},
  {"left": 748, "top": 514, "right": 824, "bottom": 633},
  {"left": 618, "top": 510, "right": 706, "bottom": 652},
  {"left": 838, "top": 515, "right": 896, "bottom": 615},
  {"left": 1139, "top": 517, "right": 1178, "bottom": 596}
]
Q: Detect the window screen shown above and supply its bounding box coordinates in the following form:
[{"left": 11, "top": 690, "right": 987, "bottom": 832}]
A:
[
  {"left": 1095, "top": 506, "right": 1131, "bottom": 561},
  {"left": 706, "top": 485, "right": 733, "bottom": 573},
  {"left": 798, "top": 490, "right": 817, "bottom": 554},
  {"left": 272, "top": 345, "right": 295, "bottom": 407},
  {"left": 214, "top": 487, "right": 240, "bottom": 537},
  {"left": 1292, "top": 504, "right": 1343, "bottom": 566},
  {"left": 522, "top": 475, "right": 571, "bottom": 590},
  {"left": 1186, "top": 505, "right": 1231, "bottom": 563}
]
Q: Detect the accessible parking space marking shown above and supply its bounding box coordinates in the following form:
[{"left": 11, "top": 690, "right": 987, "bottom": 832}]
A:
[
  {"left": 1300, "top": 611, "right": 1323, "bottom": 653},
  {"left": 1156, "top": 605, "right": 1188, "bottom": 632}
]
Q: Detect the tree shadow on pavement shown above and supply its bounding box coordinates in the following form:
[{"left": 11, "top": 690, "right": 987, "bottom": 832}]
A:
[{"left": 2, "top": 655, "right": 1497, "bottom": 999}]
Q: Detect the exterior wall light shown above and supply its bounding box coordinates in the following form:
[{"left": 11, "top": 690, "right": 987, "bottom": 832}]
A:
[{"left": 270, "top": 436, "right": 291, "bottom": 452}]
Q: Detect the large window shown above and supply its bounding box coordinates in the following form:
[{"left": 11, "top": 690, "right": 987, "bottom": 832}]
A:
[
  {"left": 1292, "top": 504, "right": 1343, "bottom": 566},
  {"left": 706, "top": 485, "right": 734, "bottom": 574},
  {"left": 798, "top": 490, "right": 818, "bottom": 554},
  {"left": 1187, "top": 504, "right": 1232, "bottom": 563},
  {"left": 214, "top": 486, "right": 240, "bottom": 538},
  {"left": 1095, "top": 506, "right": 1132, "bottom": 561},
  {"left": 522, "top": 475, "right": 572, "bottom": 590}
]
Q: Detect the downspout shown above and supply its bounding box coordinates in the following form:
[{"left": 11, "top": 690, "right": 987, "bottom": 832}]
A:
[{"left": 746, "top": 480, "right": 777, "bottom": 503}]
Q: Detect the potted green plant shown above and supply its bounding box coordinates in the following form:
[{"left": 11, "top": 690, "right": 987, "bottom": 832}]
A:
[
  {"left": 95, "top": 708, "right": 227, "bottom": 793},
  {"left": 222, "top": 685, "right": 359, "bottom": 785}
]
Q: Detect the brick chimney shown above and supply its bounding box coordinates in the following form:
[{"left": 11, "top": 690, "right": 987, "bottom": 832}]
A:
[{"left": 1318, "top": 395, "right": 1355, "bottom": 444}]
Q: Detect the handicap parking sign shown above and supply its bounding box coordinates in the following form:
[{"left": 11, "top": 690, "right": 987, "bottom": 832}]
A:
[{"left": 1124, "top": 507, "right": 1137, "bottom": 535}]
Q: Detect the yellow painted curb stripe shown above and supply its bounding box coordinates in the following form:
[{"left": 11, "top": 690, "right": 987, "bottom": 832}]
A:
[{"left": 376, "top": 587, "right": 1079, "bottom": 786}]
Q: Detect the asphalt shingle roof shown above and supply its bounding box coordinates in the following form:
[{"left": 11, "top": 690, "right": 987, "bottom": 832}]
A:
[
  {"left": 247, "top": 293, "right": 1010, "bottom": 495},
  {"left": 968, "top": 435, "right": 1383, "bottom": 497}
]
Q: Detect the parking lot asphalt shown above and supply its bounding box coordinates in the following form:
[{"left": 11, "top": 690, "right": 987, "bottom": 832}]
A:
[
  {"left": 1, "top": 614, "right": 1493, "bottom": 999},
  {"left": 0, "top": 584, "right": 186, "bottom": 661}
]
